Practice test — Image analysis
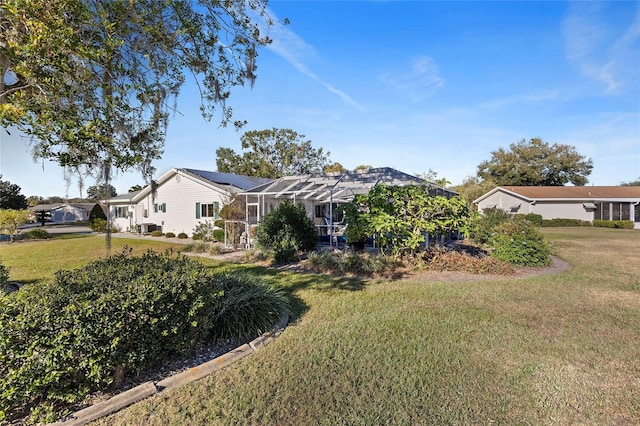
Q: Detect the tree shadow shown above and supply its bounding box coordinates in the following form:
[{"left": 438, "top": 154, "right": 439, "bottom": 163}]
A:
[{"left": 204, "top": 261, "right": 367, "bottom": 320}]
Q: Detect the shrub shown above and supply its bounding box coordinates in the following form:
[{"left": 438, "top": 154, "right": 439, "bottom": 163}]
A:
[
  {"left": 214, "top": 219, "right": 225, "bottom": 228},
  {"left": 414, "top": 246, "right": 515, "bottom": 275},
  {"left": 541, "top": 218, "right": 591, "bottom": 227},
  {"left": 489, "top": 217, "right": 552, "bottom": 266},
  {"left": 0, "top": 249, "right": 289, "bottom": 423},
  {"left": 192, "top": 220, "right": 216, "bottom": 242},
  {"left": 165, "top": 232, "right": 176, "bottom": 238},
  {"left": 593, "top": 219, "right": 634, "bottom": 229},
  {"left": 306, "top": 250, "right": 401, "bottom": 276},
  {"left": 89, "top": 218, "right": 107, "bottom": 232},
  {"left": 150, "top": 230, "right": 163, "bottom": 237},
  {"left": 23, "top": 228, "right": 51, "bottom": 240},
  {"left": 213, "top": 229, "right": 225, "bottom": 242},
  {"left": 207, "top": 272, "right": 289, "bottom": 340},
  {"left": 182, "top": 241, "right": 209, "bottom": 253},
  {"left": 0, "top": 262, "right": 8, "bottom": 287},
  {"left": 255, "top": 200, "right": 318, "bottom": 264},
  {"left": 177, "top": 232, "right": 188, "bottom": 239},
  {"left": 523, "top": 213, "right": 543, "bottom": 226},
  {"left": 471, "top": 208, "right": 512, "bottom": 245}
]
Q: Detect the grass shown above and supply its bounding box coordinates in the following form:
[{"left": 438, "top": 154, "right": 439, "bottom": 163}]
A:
[
  {"left": 0, "top": 235, "right": 185, "bottom": 284},
  {"left": 3, "top": 227, "right": 640, "bottom": 424}
]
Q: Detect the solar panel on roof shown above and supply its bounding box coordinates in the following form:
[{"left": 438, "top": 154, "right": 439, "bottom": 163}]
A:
[{"left": 183, "top": 169, "right": 271, "bottom": 190}]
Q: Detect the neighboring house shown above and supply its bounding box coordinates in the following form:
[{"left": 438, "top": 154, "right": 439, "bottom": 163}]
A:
[
  {"left": 239, "top": 167, "right": 457, "bottom": 240},
  {"left": 474, "top": 186, "right": 640, "bottom": 228},
  {"left": 106, "top": 168, "right": 270, "bottom": 235},
  {"left": 28, "top": 203, "right": 100, "bottom": 224}
]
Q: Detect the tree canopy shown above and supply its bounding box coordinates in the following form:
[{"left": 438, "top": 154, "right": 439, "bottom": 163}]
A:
[
  {"left": 1, "top": 0, "right": 274, "bottom": 182},
  {"left": 86, "top": 184, "right": 117, "bottom": 201},
  {"left": 477, "top": 138, "right": 593, "bottom": 186},
  {"left": 620, "top": 177, "right": 640, "bottom": 186},
  {"left": 0, "top": 175, "right": 27, "bottom": 209},
  {"left": 216, "top": 128, "right": 331, "bottom": 178}
]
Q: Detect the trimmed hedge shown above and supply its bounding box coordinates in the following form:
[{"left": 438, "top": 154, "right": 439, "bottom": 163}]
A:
[
  {"left": 165, "top": 232, "right": 176, "bottom": 238},
  {"left": 541, "top": 218, "right": 591, "bottom": 227},
  {"left": 593, "top": 219, "right": 634, "bottom": 229},
  {"left": 22, "top": 228, "right": 50, "bottom": 240},
  {"left": 177, "top": 232, "right": 189, "bottom": 239},
  {"left": 0, "top": 249, "right": 289, "bottom": 423}
]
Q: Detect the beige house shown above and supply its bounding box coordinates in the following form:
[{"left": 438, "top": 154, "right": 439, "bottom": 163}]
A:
[{"left": 474, "top": 186, "right": 640, "bottom": 229}]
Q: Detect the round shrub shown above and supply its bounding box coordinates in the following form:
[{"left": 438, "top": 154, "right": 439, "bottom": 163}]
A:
[
  {"left": 471, "top": 208, "right": 512, "bottom": 245},
  {"left": 23, "top": 228, "right": 51, "bottom": 240},
  {"left": 0, "top": 249, "right": 289, "bottom": 423},
  {"left": 177, "top": 232, "right": 188, "bottom": 239},
  {"left": 255, "top": 200, "right": 318, "bottom": 263},
  {"left": 213, "top": 229, "right": 225, "bottom": 242},
  {"left": 165, "top": 232, "right": 176, "bottom": 238},
  {"left": 523, "top": 213, "right": 543, "bottom": 226},
  {"left": 89, "top": 218, "right": 108, "bottom": 232},
  {"left": 489, "top": 217, "right": 552, "bottom": 266},
  {"left": 150, "top": 230, "right": 163, "bottom": 237}
]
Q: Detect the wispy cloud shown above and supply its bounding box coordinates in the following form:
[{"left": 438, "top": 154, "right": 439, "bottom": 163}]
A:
[
  {"left": 257, "top": 9, "right": 365, "bottom": 111},
  {"left": 563, "top": 1, "right": 640, "bottom": 93},
  {"left": 380, "top": 55, "right": 445, "bottom": 102},
  {"left": 478, "top": 90, "right": 559, "bottom": 109}
]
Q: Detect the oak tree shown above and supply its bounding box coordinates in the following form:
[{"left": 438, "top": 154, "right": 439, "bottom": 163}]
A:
[
  {"left": 477, "top": 138, "right": 593, "bottom": 186},
  {"left": 1, "top": 0, "right": 275, "bottom": 181},
  {"left": 0, "top": 175, "right": 27, "bottom": 210},
  {"left": 216, "top": 128, "right": 331, "bottom": 178}
]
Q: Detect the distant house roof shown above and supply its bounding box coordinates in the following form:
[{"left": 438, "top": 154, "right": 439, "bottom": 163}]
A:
[
  {"left": 241, "top": 167, "right": 456, "bottom": 203},
  {"left": 28, "top": 203, "right": 99, "bottom": 212},
  {"left": 474, "top": 186, "right": 640, "bottom": 204}
]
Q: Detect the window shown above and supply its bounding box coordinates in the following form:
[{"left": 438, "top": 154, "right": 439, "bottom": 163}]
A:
[
  {"left": 154, "top": 203, "right": 166, "bottom": 213},
  {"left": 196, "top": 202, "right": 219, "bottom": 219},
  {"left": 114, "top": 207, "right": 129, "bottom": 218}
]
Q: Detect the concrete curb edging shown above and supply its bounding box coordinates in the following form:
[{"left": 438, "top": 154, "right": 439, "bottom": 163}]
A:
[{"left": 50, "top": 314, "right": 289, "bottom": 426}]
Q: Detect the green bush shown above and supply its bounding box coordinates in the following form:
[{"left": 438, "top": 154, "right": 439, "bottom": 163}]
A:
[
  {"left": 177, "top": 232, "right": 188, "bottom": 239},
  {"left": 255, "top": 200, "right": 318, "bottom": 264},
  {"left": 214, "top": 219, "right": 225, "bottom": 228},
  {"left": 593, "top": 219, "right": 634, "bottom": 229},
  {"left": 0, "top": 249, "right": 289, "bottom": 423},
  {"left": 471, "top": 208, "right": 512, "bottom": 245},
  {"left": 489, "top": 217, "right": 552, "bottom": 266},
  {"left": 541, "top": 218, "right": 591, "bottom": 227},
  {"left": 23, "top": 228, "right": 51, "bottom": 240},
  {"left": 213, "top": 229, "right": 225, "bottom": 242},
  {"left": 165, "top": 232, "right": 176, "bottom": 238},
  {"left": 207, "top": 273, "right": 289, "bottom": 340},
  {"left": 0, "top": 262, "right": 8, "bottom": 287},
  {"left": 89, "top": 218, "right": 108, "bottom": 232},
  {"left": 150, "top": 230, "right": 163, "bottom": 237},
  {"left": 523, "top": 213, "right": 543, "bottom": 226}
]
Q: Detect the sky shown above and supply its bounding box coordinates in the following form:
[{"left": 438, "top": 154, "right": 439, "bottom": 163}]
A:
[{"left": 1, "top": 0, "right": 639, "bottom": 198}]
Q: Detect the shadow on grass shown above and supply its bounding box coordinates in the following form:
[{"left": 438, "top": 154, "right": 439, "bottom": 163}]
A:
[{"left": 204, "top": 261, "right": 367, "bottom": 320}]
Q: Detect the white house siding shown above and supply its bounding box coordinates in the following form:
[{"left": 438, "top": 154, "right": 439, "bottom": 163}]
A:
[
  {"left": 532, "top": 202, "right": 594, "bottom": 221},
  {"left": 476, "top": 192, "right": 531, "bottom": 213},
  {"left": 134, "top": 173, "right": 231, "bottom": 236}
]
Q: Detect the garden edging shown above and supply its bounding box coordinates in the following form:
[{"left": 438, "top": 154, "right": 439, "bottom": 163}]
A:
[{"left": 49, "top": 314, "right": 289, "bottom": 426}]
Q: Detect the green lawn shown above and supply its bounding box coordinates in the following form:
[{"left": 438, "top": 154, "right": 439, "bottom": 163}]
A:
[{"left": 3, "top": 228, "right": 640, "bottom": 424}]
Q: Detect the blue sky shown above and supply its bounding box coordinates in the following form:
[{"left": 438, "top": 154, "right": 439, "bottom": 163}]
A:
[{"left": 1, "top": 0, "right": 639, "bottom": 197}]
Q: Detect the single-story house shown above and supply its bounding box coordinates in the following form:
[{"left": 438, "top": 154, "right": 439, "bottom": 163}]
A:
[
  {"left": 474, "top": 186, "right": 640, "bottom": 228},
  {"left": 106, "top": 168, "right": 270, "bottom": 235},
  {"left": 239, "top": 167, "right": 457, "bottom": 243},
  {"left": 28, "top": 203, "right": 101, "bottom": 224}
]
